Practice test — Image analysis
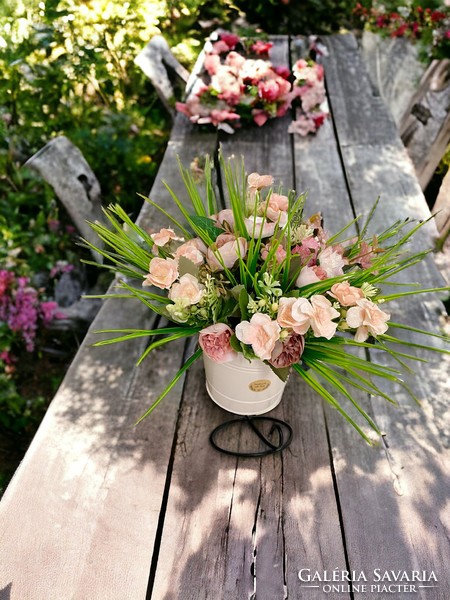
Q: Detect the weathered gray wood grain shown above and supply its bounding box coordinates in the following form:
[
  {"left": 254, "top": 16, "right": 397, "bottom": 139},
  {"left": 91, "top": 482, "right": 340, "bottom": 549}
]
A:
[
  {"left": 360, "top": 31, "right": 426, "bottom": 127},
  {"left": 149, "top": 37, "right": 350, "bottom": 600},
  {"left": 433, "top": 167, "right": 450, "bottom": 243},
  {"left": 323, "top": 33, "right": 450, "bottom": 599},
  {"left": 324, "top": 34, "right": 401, "bottom": 148},
  {"left": 400, "top": 59, "right": 450, "bottom": 189},
  {"left": 0, "top": 54, "right": 218, "bottom": 599}
]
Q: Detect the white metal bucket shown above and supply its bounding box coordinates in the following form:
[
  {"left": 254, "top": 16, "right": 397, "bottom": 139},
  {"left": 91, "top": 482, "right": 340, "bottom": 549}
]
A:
[{"left": 203, "top": 353, "right": 287, "bottom": 415}]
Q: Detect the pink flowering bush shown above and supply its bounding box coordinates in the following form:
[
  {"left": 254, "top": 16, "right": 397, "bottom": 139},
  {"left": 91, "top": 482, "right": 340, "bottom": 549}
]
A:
[
  {"left": 0, "top": 270, "right": 60, "bottom": 353},
  {"left": 176, "top": 31, "right": 328, "bottom": 135},
  {"left": 88, "top": 153, "right": 450, "bottom": 443}
]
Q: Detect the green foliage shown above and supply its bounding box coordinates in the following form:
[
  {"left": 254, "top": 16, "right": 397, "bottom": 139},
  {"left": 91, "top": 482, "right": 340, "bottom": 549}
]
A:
[{"left": 232, "top": 0, "right": 355, "bottom": 34}]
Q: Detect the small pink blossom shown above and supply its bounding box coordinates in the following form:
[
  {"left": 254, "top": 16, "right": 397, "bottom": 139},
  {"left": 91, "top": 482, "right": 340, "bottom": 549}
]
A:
[
  {"left": 204, "top": 53, "right": 221, "bottom": 75},
  {"left": 252, "top": 109, "right": 270, "bottom": 127},
  {"left": 168, "top": 273, "right": 204, "bottom": 305},
  {"left": 296, "top": 265, "right": 327, "bottom": 287},
  {"left": 329, "top": 282, "right": 364, "bottom": 307},
  {"left": 261, "top": 243, "right": 287, "bottom": 265},
  {"left": 250, "top": 40, "right": 273, "bottom": 55},
  {"left": 225, "top": 51, "right": 246, "bottom": 70},
  {"left": 270, "top": 333, "right": 305, "bottom": 368},
  {"left": 288, "top": 115, "right": 317, "bottom": 136},
  {"left": 308, "top": 295, "right": 340, "bottom": 339},
  {"left": 143, "top": 257, "right": 178, "bottom": 289},
  {"left": 199, "top": 323, "right": 236, "bottom": 363},
  {"left": 276, "top": 297, "right": 312, "bottom": 335},
  {"left": 263, "top": 192, "right": 289, "bottom": 224},
  {"left": 235, "top": 313, "right": 281, "bottom": 361},
  {"left": 220, "top": 32, "right": 240, "bottom": 49},
  {"left": 346, "top": 299, "right": 390, "bottom": 342},
  {"left": 211, "top": 40, "right": 230, "bottom": 54}
]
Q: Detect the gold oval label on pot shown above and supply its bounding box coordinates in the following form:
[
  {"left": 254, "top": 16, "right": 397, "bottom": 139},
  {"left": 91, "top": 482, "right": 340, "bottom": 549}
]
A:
[{"left": 249, "top": 379, "right": 271, "bottom": 392}]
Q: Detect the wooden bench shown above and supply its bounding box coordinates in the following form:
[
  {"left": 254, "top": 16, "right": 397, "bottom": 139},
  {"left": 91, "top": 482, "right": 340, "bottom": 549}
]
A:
[{"left": 1, "top": 34, "right": 449, "bottom": 600}]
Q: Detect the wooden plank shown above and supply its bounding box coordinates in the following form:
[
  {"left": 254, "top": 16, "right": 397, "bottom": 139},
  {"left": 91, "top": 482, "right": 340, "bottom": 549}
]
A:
[
  {"left": 322, "top": 34, "right": 450, "bottom": 598},
  {"left": 399, "top": 59, "right": 450, "bottom": 189},
  {"left": 0, "top": 91, "right": 219, "bottom": 600},
  {"left": 324, "top": 34, "right": 401, "bottom": 148},
  {"left": 150, "top": 37, "right": 350, "bottom": 600}
]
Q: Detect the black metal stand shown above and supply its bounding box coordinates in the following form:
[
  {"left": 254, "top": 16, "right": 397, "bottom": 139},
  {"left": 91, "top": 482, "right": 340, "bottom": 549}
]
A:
[{"left": 209, "top": 415, "right": 293, "bottom": 458}]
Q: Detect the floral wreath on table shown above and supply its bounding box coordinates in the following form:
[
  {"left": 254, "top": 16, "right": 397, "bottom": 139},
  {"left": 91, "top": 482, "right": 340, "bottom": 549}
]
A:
[
  {"left": 176, "top": 31, "right": 329, "bottom": 136},
  {"left": 85, "top": 153, "right": 450, "bottom": 444}
]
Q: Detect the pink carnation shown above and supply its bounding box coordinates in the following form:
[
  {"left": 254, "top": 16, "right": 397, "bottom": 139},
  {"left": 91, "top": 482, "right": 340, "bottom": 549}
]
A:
[
  {"left": 199, "top": 323, "right": 236, "bottom": 363},
  {"left": 235, "top": 313, "right": 281, "bottom": 361}
]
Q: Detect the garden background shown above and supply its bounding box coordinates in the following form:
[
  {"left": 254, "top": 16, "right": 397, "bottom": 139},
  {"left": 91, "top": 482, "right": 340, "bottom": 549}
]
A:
[{"left": 1, "top": 0, "right": 448, "bottom": 494}]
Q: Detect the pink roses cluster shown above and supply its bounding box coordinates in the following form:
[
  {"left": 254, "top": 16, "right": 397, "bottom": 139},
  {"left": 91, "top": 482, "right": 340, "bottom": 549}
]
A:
[
  {"left": 288, "top": 59, "right": 329, "bottom": 136},
  {"left": 176, "top": 31, "right": 328, "bottom": 135},
  {"left": 198, "top": 282, "right": 389, "bottom": 367},
  {"left": 142, "top": 167, "right": 391, "bottom": 373}
]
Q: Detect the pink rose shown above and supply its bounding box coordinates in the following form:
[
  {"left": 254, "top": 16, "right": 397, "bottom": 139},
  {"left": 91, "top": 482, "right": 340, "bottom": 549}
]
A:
[
  {"left": 235, "top": 313, "right": 281, "bottom": 361},
  {"left": 263, "top": 192, "right": 289, "bottom": 224},
  {"left": 215, "top": 208, "right": 236, "bottom": 230},
  {"left": 252, "top": 109, "right": 270, "bottom": 127},
  {"left": 206, "top": 233, "right": 247, "bottom": 271},
  {"left": 270, "top": 333, "right": 305, "bottom": 368},
  {"left": 329, "top": 282, "right": 364, "bottom": 307},
  {"left": 168, "top": 273, "right": 204, "bottom": 305},
  {"left": 250, "top": 40, "right": 273, "bottom": 55},
  {"left": 174, "top": 239, "right": 205, "bottom": 266},
  {"left": 150, "top": 228, "right": 180, "bottom": 247},
  {"left": 276, "top": 297, "right": 312, "bottom": 335},
  {"left": 318, "top": 246, "right": 347, "bottom": 278},
  {"left": 199, "top": 323, "right": 236, "bottom": 363},
  {"left": 244, "top": 216, "right": 276, "bottom": 238},
  {"left": 247, "top": 172, "right": 274, "bottom": 192},
  {"left": 308, "top": 295, "right": 340, "bottom": 339},
  {"left": 143, "top": 257, "right": 178, "bottom": 290},
  {"left": 346, "top": 299, "right": 390, "bottom": 342}
]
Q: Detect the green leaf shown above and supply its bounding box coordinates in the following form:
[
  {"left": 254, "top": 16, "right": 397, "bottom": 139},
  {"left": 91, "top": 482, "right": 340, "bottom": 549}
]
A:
[
  {"left": 189, "top": 215, "right": 224, "bottom": 242},
  {"left": 135, "top": 348, "right": 203, "bottom": 425},
  {"left": 266, "top": 362, "right": 290, "bottom": 382},
  {"left": 239, "top": 287, "right": 249, "bottom": 320}
]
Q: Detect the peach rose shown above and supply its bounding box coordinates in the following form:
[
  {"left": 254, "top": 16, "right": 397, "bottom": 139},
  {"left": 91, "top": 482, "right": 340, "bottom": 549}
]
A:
[
  {"left": 247, "top": 172, "right": 274, "bottom": 193},
  {"left": 199, "top": 323, "right": 236, "bottom": 363},
  {"left": 244, "top": 216, "right": 277, "bottom": 238},
  {"left": 206, "top": 233, "right": 247, "bottom": 271},
  {"left": 235, "top": 313, "right": 281, "bottom": 361},
  {"left": 174, "top": 239, "right": 205, "bottom": 266},
  {"left": 263, "top": 193, "right": 289, "bottom": 225},
  {"left": 329, "top": 282, "right": 364, "bottom": 306},
  {"left": 143, "top": 257, "right": 178, "bottom": 290},
  {"left": 168, "top": 273, "right": 204, "bottom": 305},
  {"left": 276, "top": 297, "right": 312, "bottom": 335},
  {"left": 346, "top": 299, "right": 390, "bottom": 342},
  {"left": 308, "top": 295, "right": 340, "bottom": 339},
  {"left": 150, "top": 228, "right": 180, "bottom": 247},
  {"left": 215, "top": 208, "right": 235, "bottom": 230}
]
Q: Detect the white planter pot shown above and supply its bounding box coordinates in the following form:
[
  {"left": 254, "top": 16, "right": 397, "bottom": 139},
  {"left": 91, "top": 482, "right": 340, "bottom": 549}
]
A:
[{"left": 203, "top": 353, "right": 287, "bottom": 416}]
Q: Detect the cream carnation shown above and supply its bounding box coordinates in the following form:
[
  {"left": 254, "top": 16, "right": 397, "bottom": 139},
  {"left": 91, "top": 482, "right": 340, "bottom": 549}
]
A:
[
  {"left": 235, "top": 313, "right": 281, "bottom": 361},
  {"left": 346, "top": 299, "right": 390, "bottom": 342},
  {"left": 168, "top": 273, "right": 204, "bottom": 305},
  {"left": 329, "top": 282, "right": 364, "bottom": 307}
]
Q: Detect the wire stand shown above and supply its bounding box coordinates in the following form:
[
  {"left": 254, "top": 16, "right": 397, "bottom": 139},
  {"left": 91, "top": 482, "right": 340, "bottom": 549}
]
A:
[{"left": 209, "top": 415, "right": 293, "bottom": 458}]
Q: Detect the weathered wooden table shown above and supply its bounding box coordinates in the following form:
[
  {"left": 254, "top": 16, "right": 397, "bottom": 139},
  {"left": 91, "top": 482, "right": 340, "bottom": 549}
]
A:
[{"left": 1, "top": 35, "right": 449, "bottom": 600}]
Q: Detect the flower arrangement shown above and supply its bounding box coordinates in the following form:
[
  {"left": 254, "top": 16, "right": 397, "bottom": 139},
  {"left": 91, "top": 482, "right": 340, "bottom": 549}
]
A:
[
  {"left": 86, "top": 153, "right": 449, "bottom": 443},
  {"left": 354, "top": 3, "right": 450, "bottom": 60},
  {"left": 176, "top": 31, "right": 328, "bottom": 134}
]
